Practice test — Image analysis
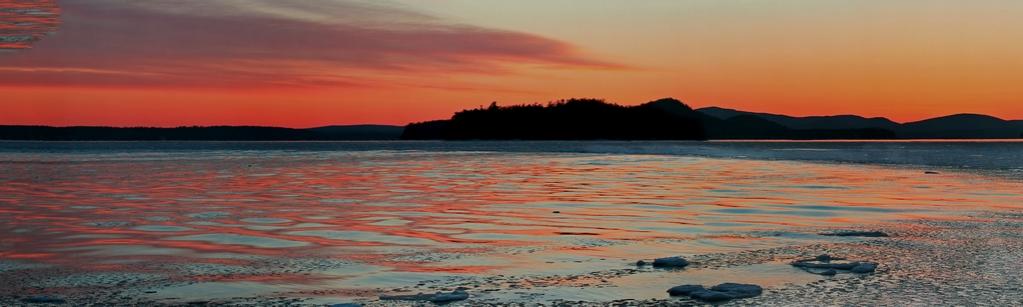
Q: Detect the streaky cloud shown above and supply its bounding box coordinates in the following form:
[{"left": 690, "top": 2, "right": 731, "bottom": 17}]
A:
[
  {"left": 0, "top": 0, "right": 624, "bottom": 88},
  {"left": 0, "top": 0, "right": 60, "bottom": 50}
]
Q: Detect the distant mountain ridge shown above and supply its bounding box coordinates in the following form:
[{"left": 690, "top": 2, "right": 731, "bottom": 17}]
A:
[
  {"left": 697, "top": 106, "right": 1023, "bottom": 139},
  {"left": 899, "top": 114, "right": 1023, "bottom": 139},
  {"left": 698, "top": 107, "right": 900, "bottom": 130}
]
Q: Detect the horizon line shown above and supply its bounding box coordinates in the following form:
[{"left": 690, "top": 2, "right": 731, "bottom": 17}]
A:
[{"left": 2, "top": 105, "right": 1019, "bottom": 129}]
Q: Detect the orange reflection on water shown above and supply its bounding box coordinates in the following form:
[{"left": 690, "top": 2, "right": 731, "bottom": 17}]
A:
[{"left": 1, "top": 150, "right": 1021, "bottom": 299}]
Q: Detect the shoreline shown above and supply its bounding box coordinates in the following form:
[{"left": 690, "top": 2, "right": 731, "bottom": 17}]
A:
[
  {"left": 3, "top": 141, "right": 1021, "bottom": 185},
  {"left": 2, "top": 139, "right": 1022, "bottom": 142}
]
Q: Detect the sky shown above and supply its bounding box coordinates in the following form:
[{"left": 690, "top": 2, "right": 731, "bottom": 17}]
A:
[{"left": 1, "top": 0, "right": 1022, "bottom": 127}]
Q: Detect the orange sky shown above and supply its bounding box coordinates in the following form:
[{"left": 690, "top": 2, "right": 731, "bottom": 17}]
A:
[{"left": 2, "top": 0, "right": 1022, "bottom": 127}]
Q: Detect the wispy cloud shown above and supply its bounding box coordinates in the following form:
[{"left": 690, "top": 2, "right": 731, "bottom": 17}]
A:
[
  {"left": 0, "top": 0, "right": 60, "bottom": 50},
  {"left": 0, "top": 0, "right": 623, "bottom": 88}
]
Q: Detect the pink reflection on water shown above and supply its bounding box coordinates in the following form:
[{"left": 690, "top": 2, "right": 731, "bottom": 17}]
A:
[{"left": 1, "top": 151, "right": 1022, "bottom": 298}]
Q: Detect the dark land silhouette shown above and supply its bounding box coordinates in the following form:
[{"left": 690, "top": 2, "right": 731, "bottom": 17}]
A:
[
  {"left": 698, "top": 112, "right": 897, "bottom": 140},
  {"left": 404, "top": 98, "right": 706, "bottom": 140},
  {"left": 898, "top": 114, "right": 1023, "bottom": 139},
  {"left": 698, "top": 107, "right": 901, "bottom": 130},
  {"left": 0, "top": 125, "right": 404, "bottom": 141},
  {"left": 404, "top": 98, "right": 906, "bottom": 140},
  {"left": 2, "top": 98, "right": 1021, "bottom": 140},
  {"left": 699, "top": 106, "right": 1023, "bottom": 139}
]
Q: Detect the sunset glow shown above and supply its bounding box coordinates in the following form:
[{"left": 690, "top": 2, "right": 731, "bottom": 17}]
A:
[{"left": 2, "top": 0, "right": 1022, "bottom": 127}]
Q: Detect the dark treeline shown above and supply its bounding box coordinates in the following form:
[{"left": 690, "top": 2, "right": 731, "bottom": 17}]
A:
[
  {"left": 402, "top": 98, "right": 902, "bottom": 140},
  {"left": 403, "top": 98, "right": 707, "bottom": 140},
  {"left": 0, "top": 125, "right": 404, "bottom": 141},
  {"left": 0, "top": 126, "right": 311, "bottom": 141}
]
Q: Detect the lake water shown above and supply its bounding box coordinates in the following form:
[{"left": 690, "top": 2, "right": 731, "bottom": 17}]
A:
[{"left": 1, "top": 141, "right": 1021, "bottom": 304}]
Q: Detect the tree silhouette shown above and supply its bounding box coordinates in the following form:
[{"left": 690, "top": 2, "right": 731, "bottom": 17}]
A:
[{"left": 402, "top": 98, "right": 706, "bottom": 140}]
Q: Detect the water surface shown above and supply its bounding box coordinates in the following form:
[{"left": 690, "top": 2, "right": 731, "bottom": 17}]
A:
[{"left": 0, "top": 141, "right": 1021, "bottom": 303}]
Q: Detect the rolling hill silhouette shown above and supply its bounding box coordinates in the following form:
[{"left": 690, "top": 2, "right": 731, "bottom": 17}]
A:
[
  {"left": 698, "top": 113, "right": 896, "bottom": 140},
  {"left": 698, "top": 107, "right": 900, "bottom": 130},
  {"left": 697, "top": 107, "right": 1023, "bottom": 139},
  {"left": 899, "top": 114, "right": 1023, "bottom": 139}
]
